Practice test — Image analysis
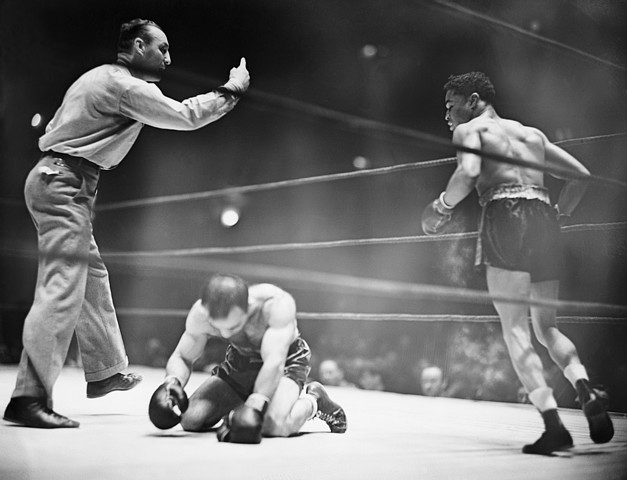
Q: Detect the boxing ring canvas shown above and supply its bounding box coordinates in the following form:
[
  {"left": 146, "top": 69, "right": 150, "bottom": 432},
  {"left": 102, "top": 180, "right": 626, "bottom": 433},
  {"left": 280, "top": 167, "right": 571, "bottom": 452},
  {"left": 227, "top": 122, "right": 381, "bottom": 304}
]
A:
[{"left": 1, "top": 365, "right": 625, "bottom": 480}]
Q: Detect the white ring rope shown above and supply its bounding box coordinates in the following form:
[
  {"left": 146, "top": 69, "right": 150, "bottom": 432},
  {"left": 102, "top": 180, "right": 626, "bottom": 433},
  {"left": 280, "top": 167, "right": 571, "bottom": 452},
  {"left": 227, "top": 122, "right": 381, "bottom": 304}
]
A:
[
  {"left": 0, "top": 302, "right": 622, "bottom": 325},
  {"left": 108, "top": 308, "right": 627, "bottom": 326},
  {"left": 429, "top": 0, "right": 626, "bottom": 72},
  {"left": 95, "top": 132, "right": 627, "bottom": 212},
  {"left": 3, "top": 241, "right": 627, "bottom": 315},
  {"left": 3, "top": 220, "right": 623, "bottom": 263},
  {"left": 99, "top": 254, "right": 627, "bottom": 316},
  {"left": 295, "top": 313, "right": 626, "bottom": 325},
  {"left": 96, "top": 221, "right": 626, "bottom": 258}
]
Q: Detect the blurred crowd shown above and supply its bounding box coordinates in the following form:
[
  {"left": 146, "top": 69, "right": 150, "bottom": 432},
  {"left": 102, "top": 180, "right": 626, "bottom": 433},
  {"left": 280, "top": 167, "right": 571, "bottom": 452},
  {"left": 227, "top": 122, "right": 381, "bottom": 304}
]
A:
[
  {"left": 302, "top": 322, "right": 627, "bottom": 413},
  {"left": 306, "top": 323, "right": 526, "bottom": 401},
  {"left": 2, "top": 312, "right": 626, "bottom": 412}
]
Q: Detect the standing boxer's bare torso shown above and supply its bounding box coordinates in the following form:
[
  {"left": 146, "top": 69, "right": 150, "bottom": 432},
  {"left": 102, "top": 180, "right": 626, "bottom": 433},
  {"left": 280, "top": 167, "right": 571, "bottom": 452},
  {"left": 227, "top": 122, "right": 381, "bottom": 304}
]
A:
[{"left": 465, "top": 112, "right": 548, "bottom": 196}]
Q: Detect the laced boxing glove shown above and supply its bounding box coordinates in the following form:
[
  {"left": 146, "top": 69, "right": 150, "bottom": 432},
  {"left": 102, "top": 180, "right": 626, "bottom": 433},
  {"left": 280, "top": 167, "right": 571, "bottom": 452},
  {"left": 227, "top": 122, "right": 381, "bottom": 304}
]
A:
[
  {"left": 217, "top": 393, "right": 269, "bottom": 444},
  {"left": 421, "top": 192, "right": 455, "bottom": 235},
  {"left": 148, "top": 376, "right": 189, "bottom": 430},
  {"left": 219, "top": 57, "right": 250, "bottom": 95}
]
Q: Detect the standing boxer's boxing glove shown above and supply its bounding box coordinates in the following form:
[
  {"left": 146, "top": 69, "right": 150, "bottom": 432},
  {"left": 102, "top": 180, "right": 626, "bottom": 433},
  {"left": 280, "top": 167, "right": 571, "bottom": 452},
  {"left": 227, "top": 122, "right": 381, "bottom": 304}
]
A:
[{"left": 421, "top": 192, "right": 455, "bottom": 234}]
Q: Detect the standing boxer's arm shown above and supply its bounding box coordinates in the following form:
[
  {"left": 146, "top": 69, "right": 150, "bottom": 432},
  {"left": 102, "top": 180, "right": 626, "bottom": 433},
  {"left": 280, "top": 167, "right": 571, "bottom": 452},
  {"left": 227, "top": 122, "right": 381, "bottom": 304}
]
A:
[
  {"left": 442, "top": 124, "right": 482, "bottom": 207},
  {"left": 543, "top": 138, "right": 590, "bottom": 218}
]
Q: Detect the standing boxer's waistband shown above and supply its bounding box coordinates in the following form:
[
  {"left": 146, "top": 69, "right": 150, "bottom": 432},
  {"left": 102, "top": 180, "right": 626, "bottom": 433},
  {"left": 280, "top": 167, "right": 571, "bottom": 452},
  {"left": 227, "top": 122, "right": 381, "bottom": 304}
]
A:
[
  {"left": 42, "top": 151, "right": 102, "bottom": 171},
  {"left": 478, "top": 184, "right": 550, "bottom": 207}
]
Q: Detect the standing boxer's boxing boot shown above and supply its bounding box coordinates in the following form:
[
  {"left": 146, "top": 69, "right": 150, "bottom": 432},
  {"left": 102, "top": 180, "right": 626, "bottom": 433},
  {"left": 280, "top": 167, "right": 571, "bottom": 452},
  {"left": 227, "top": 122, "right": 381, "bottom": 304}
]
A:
[
  {"left": 575, "top": 379, "right": 614, "bottom": 444},
  {"left": 522, "top": 409, "right": 573, "bottom": 455}
]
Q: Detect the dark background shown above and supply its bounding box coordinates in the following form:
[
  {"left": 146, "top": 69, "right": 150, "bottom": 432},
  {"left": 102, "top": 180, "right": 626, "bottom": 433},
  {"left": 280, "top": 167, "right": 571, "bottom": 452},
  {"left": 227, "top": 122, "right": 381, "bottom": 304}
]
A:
[{"left": 1, "top": 0, "right": 626, "bottom": 406}]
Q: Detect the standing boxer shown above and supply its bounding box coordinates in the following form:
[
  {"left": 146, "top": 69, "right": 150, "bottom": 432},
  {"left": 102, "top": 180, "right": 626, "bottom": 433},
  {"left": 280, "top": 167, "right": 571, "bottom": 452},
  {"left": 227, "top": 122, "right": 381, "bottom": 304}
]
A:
[
  {"left": 148, "top": 274, "right": 347, "bottom": 443},
  {"left": 4, "top": 18, "right": 249, "bottom": 428},
  {"left": 422, "top": 72, "right": 613, "bottom": 455}
]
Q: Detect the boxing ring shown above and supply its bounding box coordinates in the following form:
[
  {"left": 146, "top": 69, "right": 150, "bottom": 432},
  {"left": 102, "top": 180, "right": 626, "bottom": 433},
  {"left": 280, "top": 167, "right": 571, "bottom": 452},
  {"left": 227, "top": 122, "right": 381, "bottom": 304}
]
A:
[
  {"left": 2, "top": 3, "right": 627, "bottom": 477},
  {"left": 1, "top": 127, "right": 626, "bottom": 479},
  {"left": 0, "top": 365, "right": 626, "bottom": 480}
]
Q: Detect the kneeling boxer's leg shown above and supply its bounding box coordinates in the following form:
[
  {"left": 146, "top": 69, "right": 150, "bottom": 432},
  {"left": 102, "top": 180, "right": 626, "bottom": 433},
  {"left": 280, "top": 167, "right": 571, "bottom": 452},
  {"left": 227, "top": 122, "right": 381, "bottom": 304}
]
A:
[
  {"left": 262, "top": 377, "right": 309, "bottom": 437},
  {"left": 181, "top": 376, "right": 241, "bottom": 432}
]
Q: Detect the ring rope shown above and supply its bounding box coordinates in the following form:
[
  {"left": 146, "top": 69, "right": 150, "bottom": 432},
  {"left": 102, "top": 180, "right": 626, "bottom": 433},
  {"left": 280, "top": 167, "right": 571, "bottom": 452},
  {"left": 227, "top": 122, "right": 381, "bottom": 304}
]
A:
[
  {"left": 553, "top": 133, "right": 626, "bottom": 148},
  {"left": 296, "top": 313, "right": 626, "bottom": 325},
  {"left": 0, "top": 302, "right": 622, "bottom": 325},
  {"left": 95, "top": 132, "right": 627, "bottom": 212},
  {"left": 114, "top": 309, "right": 627, "bottom": 326},
  {"left": 98, "top": 254, "right": 627, "bottom": 316},
  {"left": 100, "top": 254, "right": 627, "bottom": 315},
  {"left": 171, "top": 64, "right": 625, "bottom": 150},
  {"left": 95, "top": 156, "right": 458, "bottom": 212},
  {"left": 3, "top": 247, "right": 626, "bottom": 315},
  {"left": 96, "top": 221, "right": 626, "bottom": 258},
  {"left": 429, "top": 0, "right": 626, "bottom": 72},
  {"left": 2, "top": 221, "right": 622, "bottom": 260},
  {"left": 115, "top": 285, "right": 627, "bottom": 316}
]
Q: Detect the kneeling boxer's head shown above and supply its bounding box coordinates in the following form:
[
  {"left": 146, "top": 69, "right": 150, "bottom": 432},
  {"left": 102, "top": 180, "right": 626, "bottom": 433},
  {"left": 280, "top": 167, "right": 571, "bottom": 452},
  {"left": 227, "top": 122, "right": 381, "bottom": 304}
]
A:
[{"left": 201, "top": 274, "right": 249, "bottom": 337}]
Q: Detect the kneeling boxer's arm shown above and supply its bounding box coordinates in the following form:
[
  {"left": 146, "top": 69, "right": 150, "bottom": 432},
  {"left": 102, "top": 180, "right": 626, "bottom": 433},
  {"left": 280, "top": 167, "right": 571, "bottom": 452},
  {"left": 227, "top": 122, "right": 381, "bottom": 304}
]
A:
[
  {"left": 149, "top": 303, "right": 209, "bottom": 429},
  {"left": 149, "top": 333, "right": 205, "bottom": 429},
  {"left": 217, "top": 393, "right": 269, "bottom": 444},
  {"left": 216, "top": 326, "right": 292, "bottom": 444},
  {"left": 165, "top": 330, "right": 206, "bottom": 387},
  {"left": 165, "top": 301, "right": 210, "bottom": 386},
  {"left": 217, "top": 296, "right": 296, "bottom": 444},
  {"left": 253, "top": 294, "right": 296, "bottom": 396},
  {"left": 253, "top": 322, "right": 294, "bottom": 400},
  {"left": 149, "top": 376, "right": 190, "bottom": 429}
]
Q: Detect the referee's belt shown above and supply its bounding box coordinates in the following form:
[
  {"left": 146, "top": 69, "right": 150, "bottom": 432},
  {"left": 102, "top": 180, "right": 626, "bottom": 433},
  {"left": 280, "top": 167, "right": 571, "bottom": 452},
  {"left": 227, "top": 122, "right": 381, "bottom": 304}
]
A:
[{"left": 42, "top": 151, "right": 102, "bottom": 171}]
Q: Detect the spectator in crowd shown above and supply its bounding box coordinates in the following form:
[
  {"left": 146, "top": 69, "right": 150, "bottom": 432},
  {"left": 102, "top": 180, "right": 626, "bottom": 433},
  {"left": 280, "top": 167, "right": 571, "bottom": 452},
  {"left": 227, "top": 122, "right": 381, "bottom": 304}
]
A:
[
  {"left": 420, "top": 365, "right": 447, "bottom": 397},
  {"left": 145, "top": 337, "right": 169, "bottom": 369},
  {"left": 358, "top": 368, "right": 385, "bottom": 391},
  {"left": 318, "top": 358, "right": 356, "bottom": 388}
]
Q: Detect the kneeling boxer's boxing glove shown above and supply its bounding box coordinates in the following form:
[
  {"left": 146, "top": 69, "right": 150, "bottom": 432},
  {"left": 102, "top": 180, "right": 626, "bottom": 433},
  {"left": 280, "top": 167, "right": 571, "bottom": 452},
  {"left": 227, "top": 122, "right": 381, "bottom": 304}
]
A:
[
  {"left": 148, "top": 376, "right": 189, "bottom": 430},
  {"left": 217, "top": 393, "right": 269, "bottom": 444},
  {"left": 421, "top": 192, "right": 455, "bottom": 235}
]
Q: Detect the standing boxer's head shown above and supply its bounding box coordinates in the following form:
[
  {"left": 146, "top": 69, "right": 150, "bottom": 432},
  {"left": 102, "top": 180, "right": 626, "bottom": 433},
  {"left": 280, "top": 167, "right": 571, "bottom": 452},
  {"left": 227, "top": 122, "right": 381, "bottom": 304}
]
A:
[
  {"left": 117, "top": 18, "right": 171, "bottom": 82},
  {"left": 443, "top": 71, "right": 495, "bottom": 132}
]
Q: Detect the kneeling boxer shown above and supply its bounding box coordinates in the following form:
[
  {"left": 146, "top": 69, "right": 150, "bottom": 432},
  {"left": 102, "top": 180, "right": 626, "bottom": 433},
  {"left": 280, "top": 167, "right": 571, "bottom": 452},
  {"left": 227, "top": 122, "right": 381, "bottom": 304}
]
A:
[{"left": 148, "top": 273, "right": 347, "bottom": 443}]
